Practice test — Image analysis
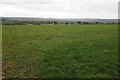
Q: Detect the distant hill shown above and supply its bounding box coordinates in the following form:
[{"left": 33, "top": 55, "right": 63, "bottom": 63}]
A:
[{"left": 1, "top": 17, "right": 118, "bottom": 23}]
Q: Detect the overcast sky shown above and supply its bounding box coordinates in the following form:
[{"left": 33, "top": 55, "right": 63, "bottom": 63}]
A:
[{"left": 0, "top": 0, "right": 119, "bottom": 19}]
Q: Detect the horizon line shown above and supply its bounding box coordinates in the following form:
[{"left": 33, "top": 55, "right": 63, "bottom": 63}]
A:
[{"left": 0, "top": 16, "right": 118, "bottom": 19}]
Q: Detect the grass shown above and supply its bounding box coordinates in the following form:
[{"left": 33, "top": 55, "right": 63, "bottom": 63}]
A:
[
  {"left": 0, "top": 25, "right": 2, "bottom": 79},
  {"left": 2, "top": 24, "right": 118, "bottom": 78}
]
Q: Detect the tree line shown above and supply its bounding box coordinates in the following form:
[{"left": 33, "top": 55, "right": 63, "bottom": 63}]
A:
[{"left": 2, "top": 19, "right": 119, "bottom": 25}]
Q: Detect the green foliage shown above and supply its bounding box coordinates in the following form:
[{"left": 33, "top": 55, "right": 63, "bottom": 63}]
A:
[{"left": 2, "top": 25, "right": 118, "bottom": 78}]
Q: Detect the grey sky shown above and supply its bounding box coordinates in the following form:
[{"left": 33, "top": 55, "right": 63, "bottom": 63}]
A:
[{"left": 0, "top": 0, "right": 119, "bottom": 19}]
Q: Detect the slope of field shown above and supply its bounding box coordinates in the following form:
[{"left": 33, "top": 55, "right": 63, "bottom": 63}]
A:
[{"left": 2, "top": 25, "right": 118, "bottom": 78}]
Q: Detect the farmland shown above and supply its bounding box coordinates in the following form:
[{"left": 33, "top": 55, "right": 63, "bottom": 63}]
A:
[{"left": 2, "top": 24, "right": 118, "bottom": 78}]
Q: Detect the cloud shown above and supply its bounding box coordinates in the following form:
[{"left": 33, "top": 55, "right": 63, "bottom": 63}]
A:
[{"left": 0, "top": 0, "right": 119, "bottom": 19}]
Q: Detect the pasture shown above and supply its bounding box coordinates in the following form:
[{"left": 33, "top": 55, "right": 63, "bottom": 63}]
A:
[{"left": 2, "top": 25, "right": 118, "bottom": 78}]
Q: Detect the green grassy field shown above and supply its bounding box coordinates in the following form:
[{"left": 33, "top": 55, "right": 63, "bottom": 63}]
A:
[{"left": 2, "top": 25, "right": 118, "bottom": 78}]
